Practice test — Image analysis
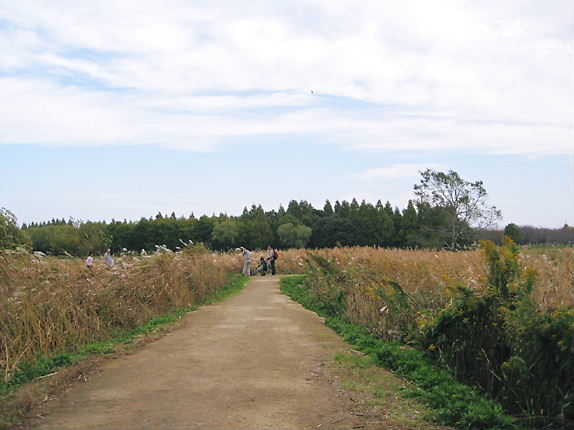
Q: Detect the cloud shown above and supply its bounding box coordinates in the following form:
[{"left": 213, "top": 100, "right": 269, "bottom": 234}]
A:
[
  {"left": 0, "top": 0, "right": 571, "bottom": 155},
  {"left": 359, "top": 164, "right": 439, "bottom": 180}
]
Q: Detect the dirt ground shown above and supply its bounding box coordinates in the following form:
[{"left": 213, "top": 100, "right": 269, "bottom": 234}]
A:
[{"left": 24, "top": 276, "right": 428, "bottom": 430}]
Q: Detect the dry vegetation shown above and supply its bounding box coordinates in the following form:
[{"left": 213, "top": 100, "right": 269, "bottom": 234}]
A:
[
  {"left": 1, "top": 244, "right": 570, "bottom": 385},
  {"left": 254, "top": 245, "right": 573, "bottom": 310},
  {"left": 0, "top": 246, "right": 234, "bottom": 382},
  {"left": 277, "top": 245, "right": 573, "bottom": 427}
]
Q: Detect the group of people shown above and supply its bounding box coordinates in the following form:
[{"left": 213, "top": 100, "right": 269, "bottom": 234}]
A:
[
  {"left": 240, "top": 245, "right": 279, "bottom": 276},
  {"left": 85, "top": 249, "right": 115, "bottom": 268},
  {"left": 87, "top": 246, "right": 278, "bottom": 275}
]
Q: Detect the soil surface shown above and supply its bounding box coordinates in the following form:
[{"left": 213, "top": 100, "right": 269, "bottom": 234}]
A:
[{"left": 26, "top": 276, "right": 424, "bottom": 430}]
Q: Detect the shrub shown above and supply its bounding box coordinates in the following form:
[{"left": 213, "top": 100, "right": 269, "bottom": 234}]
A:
[
  {"left": 281, "top": 276, "right": 516, "bottom": 429},
  {"left": 421, "top": 239, "right": 573, "bottom": 427},
  {"left": 292, "top": 243, "right": 572, "bottom": 427}
]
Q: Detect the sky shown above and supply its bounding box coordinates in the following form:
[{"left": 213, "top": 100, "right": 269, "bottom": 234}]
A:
[{"left": 0, "top": 0, "right": 572, "bottom": 228}]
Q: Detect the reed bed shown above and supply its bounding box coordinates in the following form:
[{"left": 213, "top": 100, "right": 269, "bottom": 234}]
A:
[
  {"left": 0, "top": 246, "right": 232, "bottom": 382},
  {"left": 2, "top": 245, "right": 570, "bottom": 386},
  {"left": 220, "top": 246, "right": 572, "bottom": 310},
  {"left": 216, "top": 245, "right": 572, "bottom": 357},
  {"left": 270, "top": 244, "right": 572, "bottom": 426}
]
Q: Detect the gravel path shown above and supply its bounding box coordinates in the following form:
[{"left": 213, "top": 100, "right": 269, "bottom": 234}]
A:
[{"left": 28, "top": 276, "right": 411, "bottom": 430}]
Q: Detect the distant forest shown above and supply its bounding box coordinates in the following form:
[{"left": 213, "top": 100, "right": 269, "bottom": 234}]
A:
[{"left": 20, "top": 199, "right": 574, "bottom": 256}]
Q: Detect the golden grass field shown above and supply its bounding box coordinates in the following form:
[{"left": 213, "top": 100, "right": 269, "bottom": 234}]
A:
[
  {"left": 1, "top": 245, "right": 571, "bottom": 383},
  {"left": 0, "top": 246, "right": 230, "bottom": 382},
  {"left": 270, "top": 246, "right": 573, "bottom": 309},
  {"left": 264, "top": 245, "right": 572, "bottom": 342}
]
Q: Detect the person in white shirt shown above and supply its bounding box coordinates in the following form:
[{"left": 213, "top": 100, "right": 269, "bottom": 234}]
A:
[
  {"left": 240, "top": 247, "right": 252, "bottom": 276},
  {"left": 104, "top": 249, "right": 114, "bottom": 267},
  {"left": 86, "top": 252, "right": 94, "bottom": 268}
]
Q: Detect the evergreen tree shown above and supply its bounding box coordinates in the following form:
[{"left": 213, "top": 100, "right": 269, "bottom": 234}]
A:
[
  {"left": 195, "top": 216, "right": 215, "bottom": 246},
  {"left": 504, "top": 223, "right": 524, "bottom": 244},
  {"left": 323, "top": 200, "right": 334, "bottom": 217},
  {"left": 401, "top": 200, "right": 420, "bottom": 248}
]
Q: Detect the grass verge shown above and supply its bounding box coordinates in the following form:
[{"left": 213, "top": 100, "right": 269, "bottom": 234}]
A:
[
  {"left": 0, "top": 274, "right": 249, "bottom": 429},
  {"left": 333, "top": 350, "right": 434, "bottom": 428},
  {"left": 280, "top": 275, "right": 518, "bottom": 430}
]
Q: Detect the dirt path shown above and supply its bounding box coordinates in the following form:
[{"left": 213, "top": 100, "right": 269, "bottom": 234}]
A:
[{"left": 26, "top": 277, "right": 424, "bottom": 430}]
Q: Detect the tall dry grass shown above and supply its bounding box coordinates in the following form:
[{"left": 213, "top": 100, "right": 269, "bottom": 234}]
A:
[
  {"left": 0, "top": 246, "right": 234, "bottom": 382},
  {"left": 2, "top": 244, "right": 570, "bottom": 383},
  {"left": 279, "top": 244, "right": 573, "bottom": 426},
  {"left": 215, "top": 245, "right": 572, "bottom": 345},
  {"left": 221, "top": 246, "right": 572, "bottom": 310}
]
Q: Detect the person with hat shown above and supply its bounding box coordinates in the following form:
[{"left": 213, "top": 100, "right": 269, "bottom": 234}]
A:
[{"left": 240, "top": 247, "right": 253, "bottom": 276}]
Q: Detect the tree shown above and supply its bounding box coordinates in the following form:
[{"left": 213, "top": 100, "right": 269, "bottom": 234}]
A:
[
  {"left": 211, "top": 219, "right": 239, "bottom": 250},
  {"left": 400, "top": 200, "right": 420, "bottom": 248},
  {"left": 27, "top": 224, "right": 81, "bottom": 254},
  {"left": 503, "top": 223, "right": 524, "bottom": 244},
  {"left": 0, "top": 207, "right": 29, "bottom": 249},
  {"left": 195, "top": 216, "right": 215, "bottom": 246},
  {"left": 277, "top": 223, "right": 312, "bottom": 249},
  {"left": 309, "top": 217, "right": 359, "bottom": 248},
  {"left": 109, "top": 221, "right": 138, "bottom": 251},
  {"left": 286, "top": 200, "right": 320, "bottom": 227},
  {"left": 323, "top": 200, "right": 334, "bottom": 217},
  {"left": 415, "top": 203, "right": 453, "bottom": 249},
  {"left": 414, "top": 169, "right": 501, "bottom": 250},
  {"left": 78, "top": 222, "right": 110, "bottom": 255},
  {"left": 238, "top": 206, "right": 273, "bottom": 250}
]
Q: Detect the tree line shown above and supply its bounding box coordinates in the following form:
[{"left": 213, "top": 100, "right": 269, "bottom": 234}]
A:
[
  {"left": 477, "top": 223, "right": 574, "bottom": 246},
  {"left": 16, "top": 202, "right": 573, "bottom": 256},
  {"left": 20, "top": 199, "right": 438, "bottom": 254},
  {"left": 2, "top": 169, "right": 571, "bottom": 255}
]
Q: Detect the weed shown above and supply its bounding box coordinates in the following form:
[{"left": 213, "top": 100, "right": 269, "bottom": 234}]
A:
[
  {"left": 0, "top": 246, "right": 236, "bottom": 381},
  {"left": 0, "top": 273, "right": 248, "bottom": 427},
  {"left": 280, "top": 243, "right": 573, "bottom": 428},
  {"left": 421, "top": 240, "right": 573, "bottom": 427},
  {"left": 281, "top": 275, "right": 517, "bottom": 429}
]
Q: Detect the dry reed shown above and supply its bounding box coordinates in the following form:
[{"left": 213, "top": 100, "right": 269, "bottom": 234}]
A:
[
  {"left": 0, "top": 247, "right": 232, "bottom": 382},
  {"left": 219, "top": 246, "right": 572, "bottom": 310},
  {"left": 2, "top": 245, "right": 570, "bottom": 383}
]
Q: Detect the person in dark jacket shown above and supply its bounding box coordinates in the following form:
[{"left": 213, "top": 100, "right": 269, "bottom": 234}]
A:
[{"left": 267, "top": 245, "right": 277, "bottom": 275}]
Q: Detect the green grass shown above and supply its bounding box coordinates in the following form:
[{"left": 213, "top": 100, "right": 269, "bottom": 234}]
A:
[
  {"left": 0, "top": 274, "right": 249, "bottom": 401},
  {"left": 333, "top": 351, "right": 431, "bottom": 428},
  {"left": 280, "top": 275, "right": 518, "bottom": 430}
]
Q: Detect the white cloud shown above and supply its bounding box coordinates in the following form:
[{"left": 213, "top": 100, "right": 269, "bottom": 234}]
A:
[
  {"left": 359, "top": 164, "right": 439, "bottom": 180},
  {"left": 0, "top": 0, "right": 571, "bottom": 155}
]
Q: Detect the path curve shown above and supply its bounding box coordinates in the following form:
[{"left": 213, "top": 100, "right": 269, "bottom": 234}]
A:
[{"left": 28, "top": 277, "right": 391, "bottom": 429}]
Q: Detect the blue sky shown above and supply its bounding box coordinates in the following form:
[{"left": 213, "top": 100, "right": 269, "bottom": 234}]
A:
[{"left": 0, "top": 0, "right": 572, "bottom": 228}]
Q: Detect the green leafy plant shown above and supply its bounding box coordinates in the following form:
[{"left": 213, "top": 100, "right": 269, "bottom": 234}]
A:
[
  {"left": 421, "top": 238, "right": 573, "bottom": 427},
  {"left": 280, "top": 276, "right": 516, "bottom": 429}
]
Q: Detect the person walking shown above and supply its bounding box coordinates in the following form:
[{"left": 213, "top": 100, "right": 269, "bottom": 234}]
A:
[
  {"left": 240, "top": 247, "right": 253, "bottom": 276},
  {"left": 86, "top": 252, "right": 94, "bottom": 268},
  {"left": 104, "top": 248, "right": 114, "bottom": 267},
  {"left": 267, "top": 245, "right": 278, "bottom": 275}
]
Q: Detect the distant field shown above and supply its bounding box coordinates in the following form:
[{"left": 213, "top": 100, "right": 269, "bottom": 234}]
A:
[{"left": 254, "top": 245, "right": 573, "bottom": 310}]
